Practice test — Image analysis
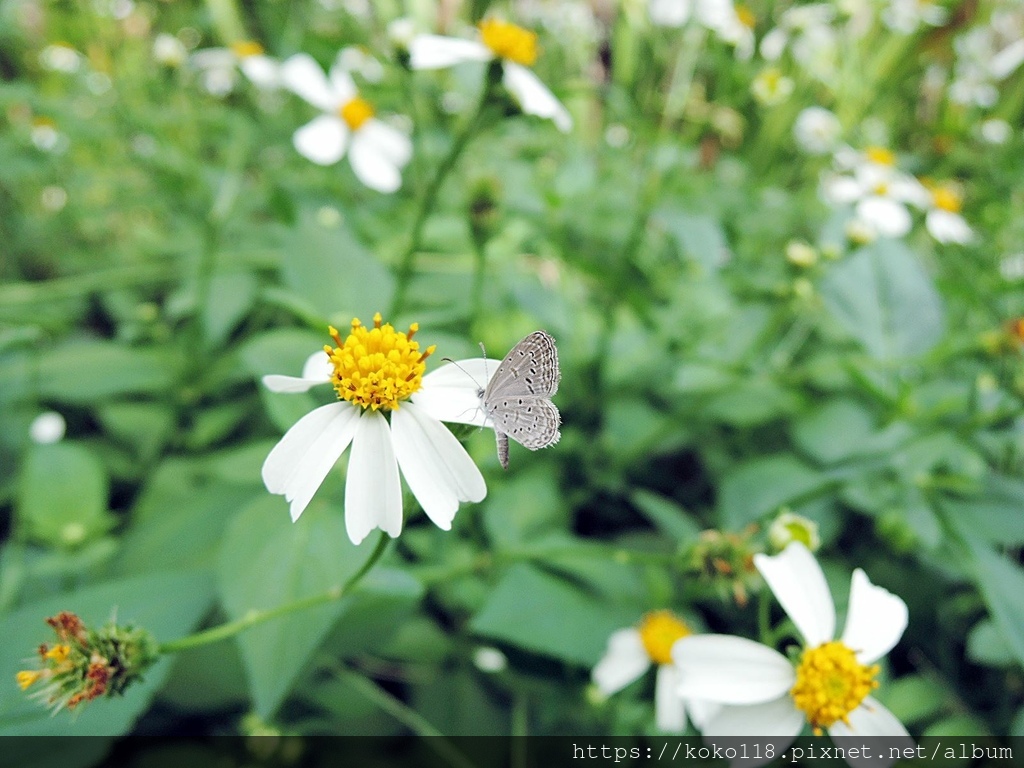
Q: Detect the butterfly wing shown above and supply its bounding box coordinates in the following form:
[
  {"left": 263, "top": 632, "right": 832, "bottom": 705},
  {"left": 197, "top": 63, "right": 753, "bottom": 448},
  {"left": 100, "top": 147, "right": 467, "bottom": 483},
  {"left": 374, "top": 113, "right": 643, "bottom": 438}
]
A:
[
  {"left": 484, "top": 330, "right": 560, "bottom": 400},
  {"left": 487, "top": 396, "right": 561, "bottom": 450}
]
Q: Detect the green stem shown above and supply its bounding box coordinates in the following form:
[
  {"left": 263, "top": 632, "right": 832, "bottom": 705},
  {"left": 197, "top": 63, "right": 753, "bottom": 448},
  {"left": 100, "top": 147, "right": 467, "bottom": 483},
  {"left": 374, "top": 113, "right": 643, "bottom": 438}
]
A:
[
  {"left": 158, "top": 532, "right": 390, "bottom": 654},
  {"left": 390, "top": 62, "right": 501, "bottom": 317},
  {"left": 203, "top": 0, "right": 247, "bottom": 43},
  {"left": 757, "top": 587, "right": 772, "bottom": 646}
]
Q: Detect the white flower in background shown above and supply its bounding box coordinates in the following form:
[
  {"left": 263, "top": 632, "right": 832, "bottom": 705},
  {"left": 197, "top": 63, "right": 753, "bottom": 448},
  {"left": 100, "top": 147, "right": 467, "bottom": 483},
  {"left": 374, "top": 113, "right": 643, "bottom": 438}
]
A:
[
  {"left": 153, "top": 33, "right": 187, "bottom": 67},
  {"left": 515, "top": 0, "right": 602, "bottom": 46},
  {"left": 387, "top": 17, "right": 418, "bottom": 50},
  {"left": 652, "top": 0, "right": 756, "bottom": 59},
  {"left": 336, "top": 45, "right": 384, "bottom": 83},
  {"left": 822, "top": 146, "right": 927, "bottom": 239},
  {"left": 30, "top": 117, "right": 65, "bottom": 153},
  {"left": 751, "top": 67, "right": 794, "bottom": 106},
  {"left": 593, "top": 611, "right": 718, "bottom": 732},
  {"left": 473, "top": 646, "right": 508, "bottom": 673},
  {"left": 39, "top": 43, "right": 82, "bottom": 73},
  {"left": 674, "top": 543, "right": 912, "bottom": 748},
  {"left": 949, "top": 14, "right": 1024, "bottom": 109},
  {"left": 760, "top": 2, "right": 837, "bottom": 80},
  {"left": 978, "top": 118, "right": 1012, "bottom": 145},
  {"left": 261, "top": 314, "right": 488, "bottom": 545},
  {"left": 29, "top": 412, "right": 66, "bottom": 445},
  {"left": 409, "top": 19, "right": 572, "bottom": 132},
  {"left": 190, "top": 40, "right": 281, "bottom": 96},
  {"left": 922, "top": 182, "right": 973, "bottom": 244},
  {"left": 793, "top": 106, "right": 841, "bottom": 155},
  {"left": 281, "top": 53, "right": 412, "bottom": 193},
  {"left": 881, "top": 0, "right": 947, "bottom": 34},
  {"left": 1000, "top": 254, "right": 1024, "bottom": 282}
]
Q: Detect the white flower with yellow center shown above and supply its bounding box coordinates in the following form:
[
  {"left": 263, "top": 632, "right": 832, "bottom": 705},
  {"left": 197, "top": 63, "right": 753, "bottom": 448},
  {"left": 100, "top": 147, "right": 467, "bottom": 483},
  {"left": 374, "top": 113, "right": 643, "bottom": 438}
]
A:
[
  {"left": 882, "top": 0, "right": 947, "bottom": 35},
  {"left": 281, "top": 53, "right": 412, "bottom": 193},
  {"left": 822, "top": 146, "right": 928, "bottom": 239},
  {"left": 593, "top": 611, "right": 718, "bottom": 732},
  {"left": 751, "top": 67, "right": 794, "bottom": 106},
  {"left": 674, "top": 543, "right": 911, "bottom": 747},
  {"left": 261, "top": 314, "right": 488, "bottom": 545},
  {"left": 409, "top": 19, "right": 572, "bottom": 132},
  {"left": 651, "top": 0, "right": 756, "bottom": 60},
  {"left": 923, "top": 182, "right": 973, "bottom": 245},
  {"left": 190, "top": 40, "right": 281, "bottom": 96}
]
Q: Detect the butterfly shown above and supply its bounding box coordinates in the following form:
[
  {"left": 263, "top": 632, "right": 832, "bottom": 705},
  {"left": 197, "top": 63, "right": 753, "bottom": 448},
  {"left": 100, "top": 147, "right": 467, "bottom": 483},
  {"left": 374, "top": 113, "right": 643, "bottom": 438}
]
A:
[{"left": 479, "top": 330, "right": 561, "bottom": 469}]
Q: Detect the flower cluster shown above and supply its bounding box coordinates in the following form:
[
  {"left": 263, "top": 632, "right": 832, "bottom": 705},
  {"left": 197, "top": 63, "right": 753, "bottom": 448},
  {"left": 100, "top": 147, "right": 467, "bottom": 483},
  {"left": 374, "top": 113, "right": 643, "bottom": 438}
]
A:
[
  {"left": 16, "top": 611, "right": 159, "bottom": 714},
  {"left": 594, "top": 543, "right": 911, "bottom": 755}
]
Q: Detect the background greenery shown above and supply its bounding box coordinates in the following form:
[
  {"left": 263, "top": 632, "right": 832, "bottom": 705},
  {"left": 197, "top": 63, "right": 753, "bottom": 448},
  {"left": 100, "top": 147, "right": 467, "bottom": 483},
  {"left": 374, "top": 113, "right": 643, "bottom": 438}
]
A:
[{"left": 2, "top": 0, "right": 1024, "bottom": 749}]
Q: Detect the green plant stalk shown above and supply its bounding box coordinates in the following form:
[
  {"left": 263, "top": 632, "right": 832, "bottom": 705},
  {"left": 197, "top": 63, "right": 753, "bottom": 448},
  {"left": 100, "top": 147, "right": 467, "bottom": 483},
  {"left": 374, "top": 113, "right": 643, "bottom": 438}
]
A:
[
  {"left": 158, "top": 531, "right": 390, "bottom": 654},
  {"left": 390, "top": 61, "right": 502, "bottom": 317},
  {"left": 203, "top": 0, "right": 247, "bottom": 44}
]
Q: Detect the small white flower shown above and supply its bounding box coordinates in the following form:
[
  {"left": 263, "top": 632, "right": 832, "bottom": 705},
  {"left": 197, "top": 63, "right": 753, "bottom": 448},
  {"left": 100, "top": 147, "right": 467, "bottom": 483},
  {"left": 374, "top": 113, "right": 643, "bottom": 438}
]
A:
[
  {"left": 409, "top": 19, "right": 572, "bottom": 132},
  {"left": 593, "top": 611, "right": 717, "bottom": 732},
  {"left": 336, "top": 46, "right": 384, "bottom": 83},
  {"left": 922, "top": 183, "right": 973, "bottom": 245},
  {"left": 675, "top": 543, "right": 912, "bottom": 752},
  {"left": 39, "top": 43, "right": 82, "bottom": 73},
  {"left": 793, "top": 106, "right": 841, "bottom": 155},
  {"left": 153, "top": 33, "right": 187, "bottom": 67},
  {"left": 30, "top": 412, "right": 66, "bottom": 445},
  {"left": 978, "top": 118, "right": 1012, "bottom": 145},
  {"left": 751, "top": 68, "right": 794, "bottom": 106},
  {"left": 881, "top": 0, "right": 947, "bottom": 34},
  {"left": 822, "top": 147, "right": 927, "bottom": 239},
  {"left": 191, "top": 41, "right": 281, "bottom": 96},
  {"left": 281, "top": 53, "right": 412, "bottom": 193},
  {"left": 472, "top": 646, "right": 508, "bottom": 673},
  {"left": 261, "top": 315, "right": 487, "bottom": 544}
]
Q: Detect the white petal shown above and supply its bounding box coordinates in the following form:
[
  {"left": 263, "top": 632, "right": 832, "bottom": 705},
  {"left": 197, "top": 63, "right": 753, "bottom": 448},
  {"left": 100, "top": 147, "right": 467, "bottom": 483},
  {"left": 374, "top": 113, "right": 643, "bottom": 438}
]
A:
[
  {"left": 823, "top": 175, "right": 865, "bottom": 205},
  {"left": 889, "top": 175, "right": 930, "bottom": 207},
  {"left": 829, "top": 697, "right": 912, "bottom": 741},
  {"left": 856, "top": 197, "right": 912, "bottom": 238},
  {"left": 502, "top": 63, "right": 572, "bottom": 132},
  {"left": 649, "top": 0, "right": 692, "bottom": 27},
  {"left": 655, "top": 664, "right": 687, "bottom": 732},
  {"left": 991, "top": 38, "right": 1024, "bottom": 80},
  {"left": 240, "top": 55, "right": 280, "bottom": 89},
  {"left": 359, "top": 119, "right": 413, "bottom": 167},
  {"left": 190, "top": 47, "right": 234, "bottom": 70},
  {"left": 281, "top": 53, "right": 340, "bottom": 111},
  {"left": 261, "top": 402, "right": 359, "bottom": 521},
  {"left": 349, "top": 132, "right": 403, "bottom": 193},
  {"left": 409, "top": 35, "right": 493, "bottom": 69},
  {"left": 926, "top": 209, "right": 973, "bottom": 244},
  {"left": 262, "top": 374, "right": 325, "bottom": 393},
  {"left": 391, "top": 403, "right": 486, "bottom": 531},
  {"left": 413, "top": 358, "right": 495, "bottom": 427},
  {"left": 685, "top": 698, "right": 721, "bottom": 732},
  {"left": 301, "top": 351, "right": 334, "bottom": 381},
  {"left": 345, "top": 411, "right": 403, "bottom": 544},
  {"left": 294, "top": 115, "right": 349, "bottom": 166},
  {"left": 840, "top": 569, "right": 908, "bottom": 665},
  {"left": 673, "top": 635, "right": 795, "bottom": 705},
  {"left": 754, "top": 542, "right": 835, "bottom": 648},
  {"left": 760, "top": 28, "right": 789, "bottom": 60},
  {"left": 592, "top": 628, "right": 649, "bottom": 695},
  {"left": 702, "top": 698, "right": 804, "bottom": 743},
  {"left": 328, "top": 62, "right": 357, "bottom": 104}
]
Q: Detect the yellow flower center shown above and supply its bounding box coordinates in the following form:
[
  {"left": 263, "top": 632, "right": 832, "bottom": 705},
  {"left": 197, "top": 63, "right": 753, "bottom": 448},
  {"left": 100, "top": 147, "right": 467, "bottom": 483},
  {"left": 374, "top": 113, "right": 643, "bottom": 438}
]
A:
[
  {"left": 638, "top": 610, "right": 692, "bottom": 665},
  {"left": 16, "top": 670, "right": 42, "bottom": 690},
  {"left": 324, "top": 313, "right": 435, "bottom": 411},
  {"left": 931, "top": 185, "right": 962, "bottom": 213},
  {"left": 45, "top": 644, "right": 71, "bottom": 663},
  {"left": 790, "top": 641, "right": 879, "bottom": 733},
  {"left": 736, "top": 5, "right": 756, "bottom": 29},
  {"left": 479, "top": 19, "right": 538, "bottom": 66},
  {"left": 230, "top": 40, "right": 265, "bottom": 58},
  {"left": 865, "top": 146, "right": 896, "bottom": 166},
  {"left": 340, "top": 97, "right": 374, "bottom": 131}
]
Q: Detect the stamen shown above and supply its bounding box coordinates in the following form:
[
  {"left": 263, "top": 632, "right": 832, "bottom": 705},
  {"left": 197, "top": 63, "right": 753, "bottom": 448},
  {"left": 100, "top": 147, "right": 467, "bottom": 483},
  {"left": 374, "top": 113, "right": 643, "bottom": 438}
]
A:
[
  {"left": 479, "top": 19, "right": 539, "bottom": 66},
  {"left": 638, "top": 610, "right": 692, "bottom": 665},
  {"left": 790, "top": 641, "right": 879, "bottom": 733}
]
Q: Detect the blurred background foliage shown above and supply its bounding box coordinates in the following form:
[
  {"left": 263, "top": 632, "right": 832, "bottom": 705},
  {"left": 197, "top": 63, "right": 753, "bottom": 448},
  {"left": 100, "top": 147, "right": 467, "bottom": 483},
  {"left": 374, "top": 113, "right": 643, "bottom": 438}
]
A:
[{"left": 2, "top": 0, "right": 1024, "bottom": 747}]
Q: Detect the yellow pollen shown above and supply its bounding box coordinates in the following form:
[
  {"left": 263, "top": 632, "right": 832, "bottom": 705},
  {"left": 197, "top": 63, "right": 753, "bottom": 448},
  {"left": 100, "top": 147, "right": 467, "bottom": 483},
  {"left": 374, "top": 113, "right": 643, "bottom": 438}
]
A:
[
  {"left": 872, "top": 182, "right": 889, "bottom": 197},
  {"left": 790, "top": 641, "right": 879, "bottom": 733},
  {"left": 736, "top": 5, "right": 756, "bottom": 29},
  {"left": 638, "top": 610, "right": 692, "bottom": 665},
  {"left": 324, "top": 313, "right": 434, "bottom": 411},
  {"left": 45, "top": 644, "right": 70, "bottom": 663},
  {"left": 865, "top": 146, "right": 896, "bottom": 166},
  {"left": 16, "top": 670, "right": 42, "bottom": 690},
  {"left": 931, "top": 185, "right": 962, "bottom": 213},
  {"left": 479, "top": 19, "right": 538, "bottom": 66},
  {"left": 340, "top": 97, "right": 374, "bottom": 131},
  {"left": 230, "top": 40, "right": 265, "bottom": 58}
]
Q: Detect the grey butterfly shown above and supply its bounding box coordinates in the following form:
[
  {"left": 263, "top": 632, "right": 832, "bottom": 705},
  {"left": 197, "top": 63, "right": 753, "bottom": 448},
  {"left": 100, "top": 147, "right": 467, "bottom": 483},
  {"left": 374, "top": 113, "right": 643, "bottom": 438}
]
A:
[{"left": 480, "top": 330, "right": 561, "bottom": 469}]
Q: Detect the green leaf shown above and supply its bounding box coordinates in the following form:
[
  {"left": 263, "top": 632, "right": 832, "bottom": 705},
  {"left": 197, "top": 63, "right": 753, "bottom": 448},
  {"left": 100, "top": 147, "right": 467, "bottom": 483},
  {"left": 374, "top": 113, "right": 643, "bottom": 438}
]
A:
[
  {"left": 34, "top": 340, "right": 180, "bottom": 403},
  {"left": 874, "top": 675, "right": 947, "bottom": 726},
  {"left": 967, "top": 620, "right": 1017, "bottom": 668},
  {"left": 281, "top": 210, "right": 394, "bottom": 322},
  {"left": 820, "top": 240, "right": 944, "bottom": 360},
  {"left": 963, "top": 538, "right": 1024, "bottom": 669},
  {"left": 0, "top": 570, "right": 214, "bottom": 735},
  {"left": 202, "top": 271, "right": 258, "bottom": 347},
  {"left": 654, "top": 208, "right": 729, "bottom": 271},
  {"left": 469, "top": 564, "right": 632, "bottom": 665},
  {"left": 216, "top": 496, "right": 375, "bottom": 717},
  {"left": 941, "top": 474, "right": 1024, "bottom": 546},
  {"left": 631, "top": 490, "right": 701, "bottom": 543},
  {"left": 96, "top": 401, "right": 175, "bottom": 461},
  {"left": 240, "top": 328, "right": 325, "bottom": 433},
  {"left": 17, "top": 442, "right": 113, "bottom": 548},
  {"left": 792, "top": 398, "right": 911, "bottom": 464},
  {"left": 716, "top": 454, "right": 831, "bottom": 529},
  {"left": 482, "top": 464, "right": 567, "bottom": 548}
]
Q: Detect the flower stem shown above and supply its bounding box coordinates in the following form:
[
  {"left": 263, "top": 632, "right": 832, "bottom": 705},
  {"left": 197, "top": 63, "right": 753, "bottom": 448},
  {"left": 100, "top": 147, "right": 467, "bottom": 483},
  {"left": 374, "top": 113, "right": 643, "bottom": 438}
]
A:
[
  {"left": 158, "top": 531, "right": 390, "bottom": 654},
  {"left": 390, "top": 61, "right": 502, "bottom": 317}
]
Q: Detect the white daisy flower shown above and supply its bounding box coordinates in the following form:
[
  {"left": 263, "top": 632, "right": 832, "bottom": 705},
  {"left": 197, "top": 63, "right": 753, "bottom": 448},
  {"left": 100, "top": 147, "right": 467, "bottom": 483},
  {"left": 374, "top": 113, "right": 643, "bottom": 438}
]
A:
[
  {"left": 191, "top": 40, "right": 281, "bottom": 96},
  {"left": 881, "top": 0, "right": 947, "bottom": 34},
  {"left": 153, "top": 33, "right": 187, "bottom": 68},
  {"left": 593, "top": 611, "right": 718, "bottom": 732},
  {"left": 751, "top": 67, "right": 794, "bottom": 106},
  {"left": 281, "top": 53, "right": 412, "bottom": 193},
  {"left": 29, "top": 411, "right": 66, "bottom": 445},
  {"left": 39, "top": 43, "right": 82, "bottom": 73},
  {"left": 822, "top": 147, "right": 927, "bottom": 239},
  {"left": 409, "top": 19, "right": 572, "bottom": 132},
  {"left": 793, "top": 106, "right": 841, "bottom": 155},
  {"left": 261, "top": 314, "right": 487, "bottom": 545},
  {"left": 651, "top": 0, "right": 756, "bottom": 60},
  {"left": 922, "top": 182, "right": 973, "bottom": 245},
  {"left": 674, "top": 542, "right": 912, "bottom": 750}
]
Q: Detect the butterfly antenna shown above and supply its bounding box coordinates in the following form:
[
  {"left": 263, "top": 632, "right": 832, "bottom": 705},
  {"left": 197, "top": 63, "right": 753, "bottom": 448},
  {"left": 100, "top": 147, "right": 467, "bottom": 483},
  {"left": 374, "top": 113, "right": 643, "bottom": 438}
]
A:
[{"left": 441, "top": 355, "right": 488, "bottom": 428}]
